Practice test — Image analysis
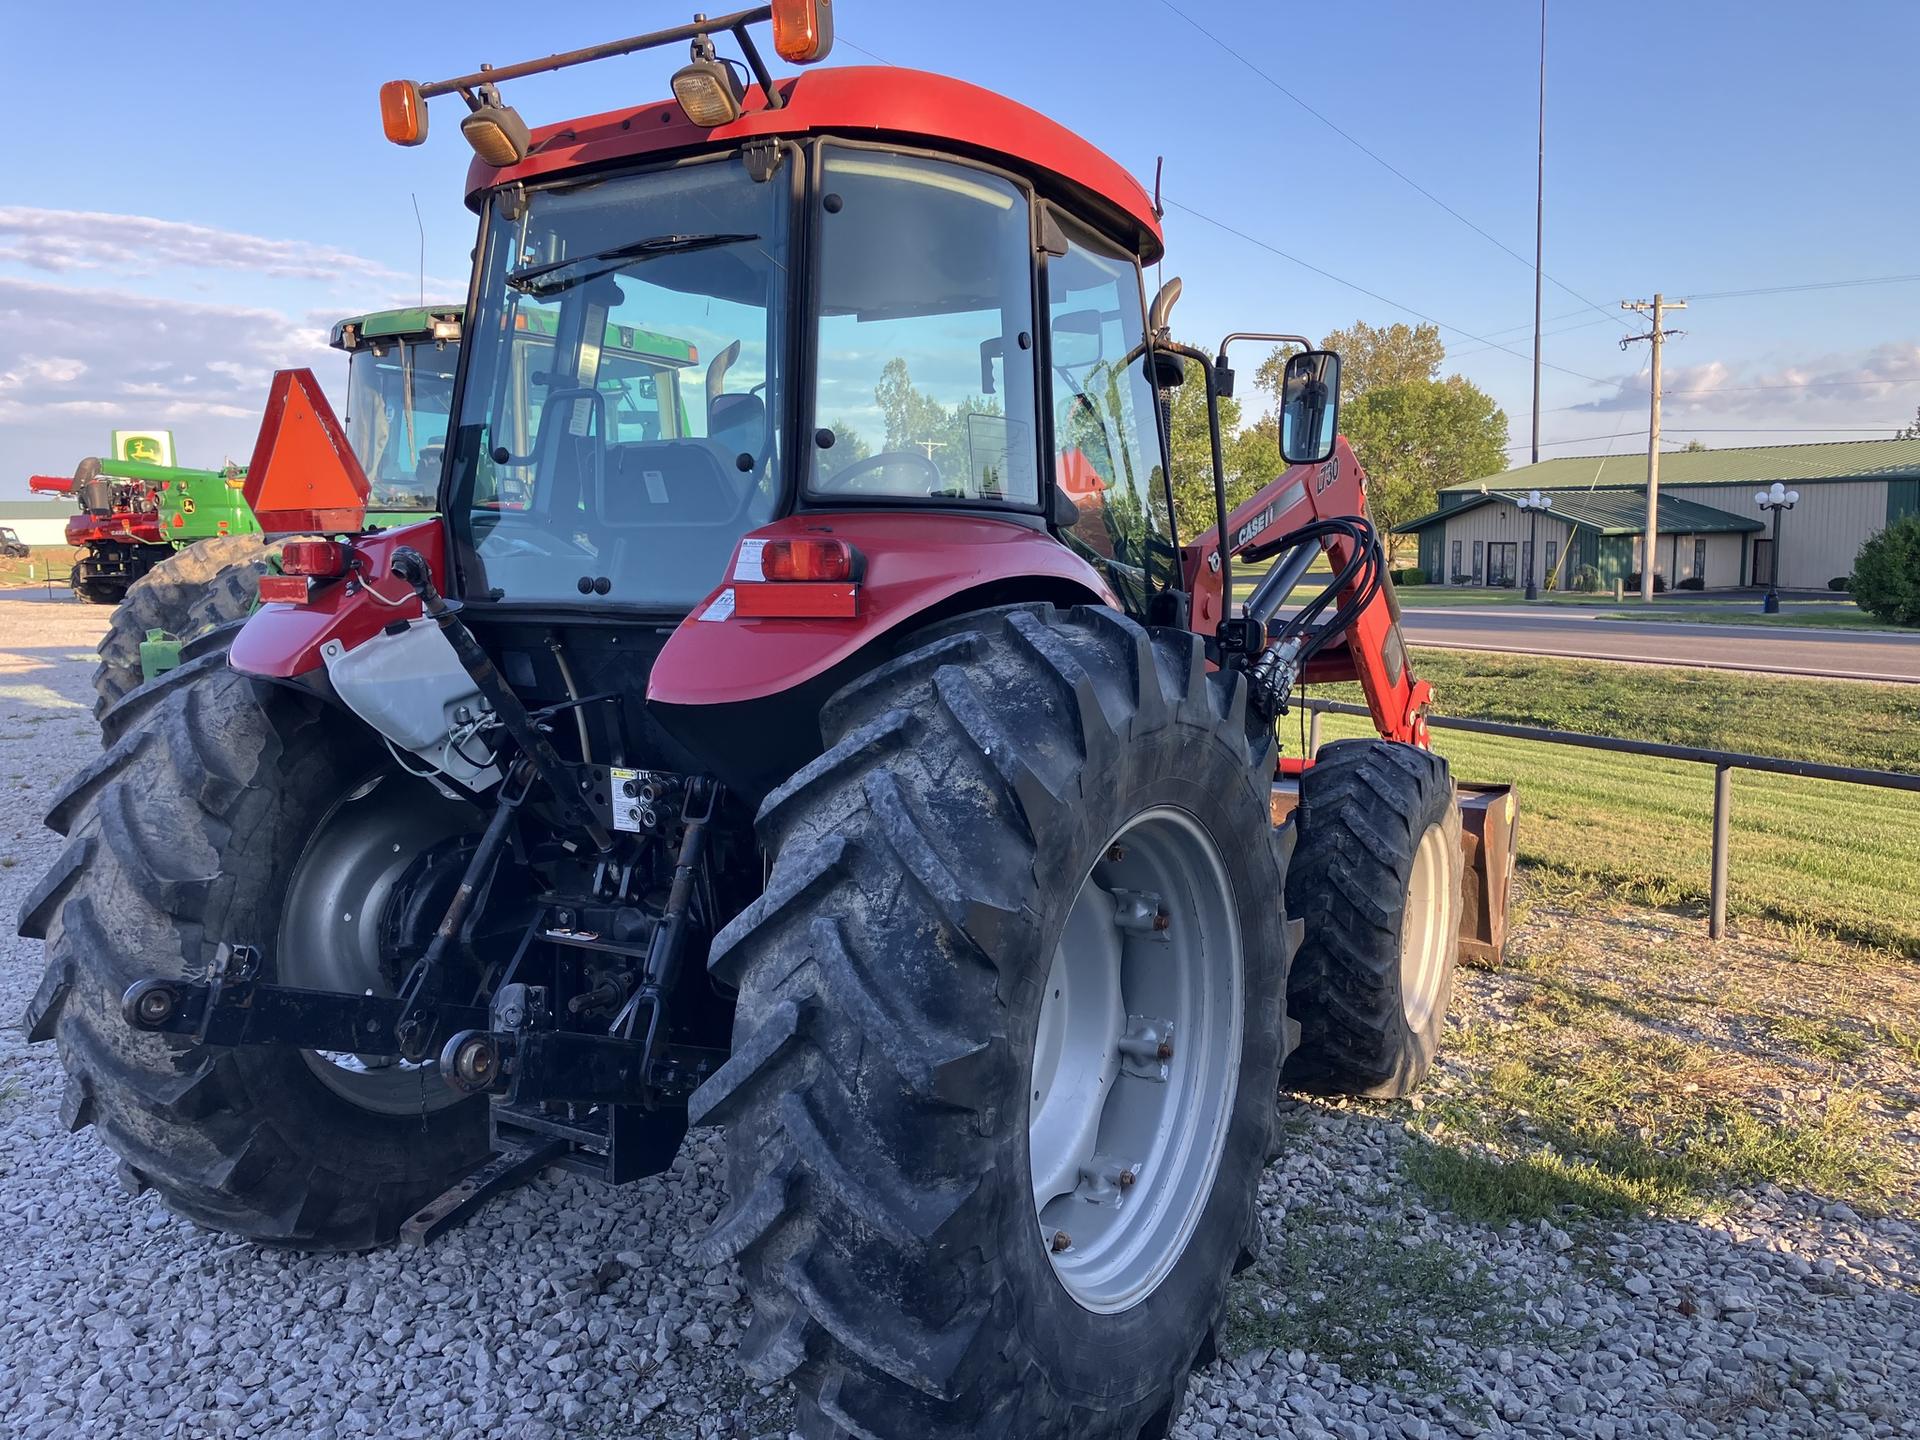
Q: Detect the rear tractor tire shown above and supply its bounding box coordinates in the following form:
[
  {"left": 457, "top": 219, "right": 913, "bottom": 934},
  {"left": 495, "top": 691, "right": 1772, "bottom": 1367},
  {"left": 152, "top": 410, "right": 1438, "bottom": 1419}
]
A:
[
  {"left": 1282, "top": 739, "right": 1463, "bottom": 1099},
  {"left": 19, "top": 657, "right": 489, "bottom": 1248},
  {"left": 692, "top": 605, "right": 1297, "bottom": 1439},
  {"left": 90, "top": 533, "right": 274, "bottom": 722}
]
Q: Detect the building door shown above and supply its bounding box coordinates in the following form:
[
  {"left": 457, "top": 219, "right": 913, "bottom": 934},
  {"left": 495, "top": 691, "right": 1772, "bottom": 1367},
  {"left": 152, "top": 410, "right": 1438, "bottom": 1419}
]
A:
[
  {"left": 1487, "top": 541, "right": 1517, "bottom": 587},
  {"left": 1752, "top": 538, "right": 1774, "bottom": 588},
  {"left": 1693, "top": 537, "right": 1707, "bottom": 586}
]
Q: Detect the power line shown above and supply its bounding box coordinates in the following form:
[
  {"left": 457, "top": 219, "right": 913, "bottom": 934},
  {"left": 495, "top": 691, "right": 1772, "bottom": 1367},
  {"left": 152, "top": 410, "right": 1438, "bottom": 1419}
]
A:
[
  {"left": 1688, "top": 273, "right": 1920, "bottom": 301},
  {"left": 1165, "top": 198, "right": 1616, "bottom": 387},
  {"left": 1153, "top": 0, "right": 1631, "bottom": 333},
  {"left": 836, "top": 35, "right": 896, "bottom": 65}
]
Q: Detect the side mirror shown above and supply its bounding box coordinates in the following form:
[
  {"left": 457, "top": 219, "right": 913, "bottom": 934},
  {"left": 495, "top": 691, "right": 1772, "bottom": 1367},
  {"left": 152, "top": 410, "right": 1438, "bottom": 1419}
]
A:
[{"left": 1280, "top": 350, "right": 1341, "bottom": 465}]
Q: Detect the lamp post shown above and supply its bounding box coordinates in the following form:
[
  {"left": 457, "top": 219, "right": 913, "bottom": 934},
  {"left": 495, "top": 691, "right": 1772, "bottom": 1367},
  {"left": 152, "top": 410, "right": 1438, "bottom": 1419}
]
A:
[
  {"left": 1754, "top": 481, "right": 1799, "bottom": 614},
  {"left": 1517, "top": 489, "right": 1553, "bottom": 600}
]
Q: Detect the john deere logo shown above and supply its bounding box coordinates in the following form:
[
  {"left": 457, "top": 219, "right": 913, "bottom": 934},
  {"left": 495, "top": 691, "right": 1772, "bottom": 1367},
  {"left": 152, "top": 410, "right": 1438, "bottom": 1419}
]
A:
[{"left": 124, "top": 436, "right": 162, "bottom": 463}]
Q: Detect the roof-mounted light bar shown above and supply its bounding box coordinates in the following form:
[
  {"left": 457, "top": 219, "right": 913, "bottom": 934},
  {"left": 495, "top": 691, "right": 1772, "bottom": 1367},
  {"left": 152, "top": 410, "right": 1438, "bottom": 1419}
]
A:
[{"left": 381, "top": 4, "right": 835, "bottom": 162}]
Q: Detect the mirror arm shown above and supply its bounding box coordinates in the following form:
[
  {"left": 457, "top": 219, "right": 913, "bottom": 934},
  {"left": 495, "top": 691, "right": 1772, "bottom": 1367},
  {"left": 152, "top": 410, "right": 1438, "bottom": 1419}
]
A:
[
  {"left": 1156, "top": 340, "right": 1234, "bottom": 634},
  {"left": 1213, "top": 332, "right": 1313, "bottom": 400}
]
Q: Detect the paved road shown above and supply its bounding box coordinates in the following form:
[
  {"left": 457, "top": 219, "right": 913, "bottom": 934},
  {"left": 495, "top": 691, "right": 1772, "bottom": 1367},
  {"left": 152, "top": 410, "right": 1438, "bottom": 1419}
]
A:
[{"left": 1398, "top": 607, "right": 1920, "bottom": 683}]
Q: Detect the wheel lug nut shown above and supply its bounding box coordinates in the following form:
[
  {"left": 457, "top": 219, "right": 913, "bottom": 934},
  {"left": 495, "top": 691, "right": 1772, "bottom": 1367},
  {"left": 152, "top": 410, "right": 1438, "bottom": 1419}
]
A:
[
  {"left": 1050, "top": 1231, "right": 1072, "bottom": 1253},
  {"left": 1156, "top": 1041, "right": 1174, "bottom": 1061},
  {"left": 1152, "top": 911, "right": 1170, "bottom": 932},
  {"left": 1105, "top": 844, "right": 1126, "bottom": 862},
  {"left": 1118, "top": 1169, "right": 1136, "bottom": 1189}
]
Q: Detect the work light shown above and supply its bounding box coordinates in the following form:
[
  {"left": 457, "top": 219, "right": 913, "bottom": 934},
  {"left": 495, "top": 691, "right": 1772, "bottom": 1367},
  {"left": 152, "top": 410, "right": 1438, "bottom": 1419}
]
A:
[
  {"left": 461, "top": 97, "right": 532, "bottom": 167},
  {"left": 671, "top": 57, "right": 746, "bottom": 128}
]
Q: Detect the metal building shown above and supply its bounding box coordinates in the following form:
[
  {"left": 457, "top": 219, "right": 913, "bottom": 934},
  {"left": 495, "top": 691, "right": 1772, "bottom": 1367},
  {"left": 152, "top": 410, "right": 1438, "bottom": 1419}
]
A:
[{"left": 1394, "top": 439, "right": 1920, "bottom": 592}]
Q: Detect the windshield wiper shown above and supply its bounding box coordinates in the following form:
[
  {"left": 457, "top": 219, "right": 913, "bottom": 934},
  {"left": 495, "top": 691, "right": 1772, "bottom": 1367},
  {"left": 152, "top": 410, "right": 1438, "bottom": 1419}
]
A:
[{"left": 506, "top": 232, "right": 760, "bottom": 297}]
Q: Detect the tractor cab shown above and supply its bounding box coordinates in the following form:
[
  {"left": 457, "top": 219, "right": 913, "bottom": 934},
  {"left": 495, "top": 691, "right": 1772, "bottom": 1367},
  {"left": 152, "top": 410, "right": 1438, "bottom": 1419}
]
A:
[
  {"left": 331, "top": 307, "right": 464, "bottom": 514},
  {"left": 433, "top": 68, "right": 1180, "bottom": 625}
]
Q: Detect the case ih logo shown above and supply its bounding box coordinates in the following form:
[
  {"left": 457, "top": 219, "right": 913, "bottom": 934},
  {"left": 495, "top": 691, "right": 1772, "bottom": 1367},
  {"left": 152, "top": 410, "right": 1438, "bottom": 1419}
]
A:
[{"left": 1233, "top": 503, "right": 1278, "bottom": 551}]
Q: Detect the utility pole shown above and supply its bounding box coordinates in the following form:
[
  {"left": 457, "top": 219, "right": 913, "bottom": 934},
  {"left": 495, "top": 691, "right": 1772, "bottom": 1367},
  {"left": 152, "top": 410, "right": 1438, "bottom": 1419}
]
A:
[
  {"left": 1620, "top": 293, "right": 1686, "bottom": 601},
  {"left": 1531, "top": 0, "right": 1546, "bottom": 464}
]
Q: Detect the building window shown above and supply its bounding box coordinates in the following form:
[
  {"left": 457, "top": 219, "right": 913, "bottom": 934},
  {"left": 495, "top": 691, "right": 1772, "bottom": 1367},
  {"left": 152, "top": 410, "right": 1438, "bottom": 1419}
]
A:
[
  {"left": 1521, "top": 539, "right": 1533, "bottom": 588},
  {"left": 1450, "top": 539, "right": 1462, "bottom": 583},
  {"left": 1545, "top": 539, "right": 1559, "bottom": 588},
  {"left": 1471, "top": 540, "right": 1484, "bottom": 585}
]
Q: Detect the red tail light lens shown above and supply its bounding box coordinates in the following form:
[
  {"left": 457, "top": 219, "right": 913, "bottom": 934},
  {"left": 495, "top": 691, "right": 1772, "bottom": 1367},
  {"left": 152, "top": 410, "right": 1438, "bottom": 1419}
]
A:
[
  {"left": 258, "top": 574, "right": 315, "bottom": 605},
  {"left": 760, "top": 538, "right": 854, "bottom": 582},
  {"left": 279, "top": 539, "right": 352, "bottom": 578}
]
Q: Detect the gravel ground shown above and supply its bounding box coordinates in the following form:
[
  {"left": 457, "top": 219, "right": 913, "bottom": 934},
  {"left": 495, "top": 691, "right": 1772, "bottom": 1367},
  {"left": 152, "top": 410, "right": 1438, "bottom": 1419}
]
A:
[{"left": 0, "top": 594, "right": 1915, "bottom": 1440}]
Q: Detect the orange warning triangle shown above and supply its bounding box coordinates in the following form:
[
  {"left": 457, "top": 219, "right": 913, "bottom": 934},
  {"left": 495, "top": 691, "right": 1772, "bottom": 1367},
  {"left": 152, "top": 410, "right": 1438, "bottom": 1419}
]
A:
[{"left": 241, "top": 368, "right": 372, "bottom": 534}]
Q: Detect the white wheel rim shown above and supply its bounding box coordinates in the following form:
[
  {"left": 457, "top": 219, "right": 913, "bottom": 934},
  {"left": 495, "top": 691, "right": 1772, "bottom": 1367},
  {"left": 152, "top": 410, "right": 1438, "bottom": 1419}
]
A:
[
  {"left": 1028, "top": 807, "right": 1243, "bottom": 1314},
  {"left": 1400, "top": 822, "right": 1455, "bottom": 1032}
]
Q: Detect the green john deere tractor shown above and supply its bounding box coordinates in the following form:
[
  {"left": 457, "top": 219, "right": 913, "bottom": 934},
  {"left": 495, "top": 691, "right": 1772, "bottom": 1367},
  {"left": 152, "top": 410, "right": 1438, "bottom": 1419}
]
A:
[
  {"left": 89, "top": 306, "right": 464, "bottom": 717},
  {"left": 92, "top": 305, "right": 703, "bottom": 721}
]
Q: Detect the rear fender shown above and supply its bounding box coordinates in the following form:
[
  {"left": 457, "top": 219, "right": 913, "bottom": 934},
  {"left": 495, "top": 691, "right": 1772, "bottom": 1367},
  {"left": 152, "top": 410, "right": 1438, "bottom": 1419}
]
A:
[
  {"left": 648, "top": 513, "right": 1116, "bottom": 800},
  {"left": 227, "top": 519, "right": 443, "bottom": 680},
  {"left": 648, "top": 513, "right": 1115, "bottom": 707}
]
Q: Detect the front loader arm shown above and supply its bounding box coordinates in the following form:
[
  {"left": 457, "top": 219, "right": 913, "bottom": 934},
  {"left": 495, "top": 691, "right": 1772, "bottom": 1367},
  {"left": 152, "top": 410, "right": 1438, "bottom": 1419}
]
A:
[{"left": 1178, "top": 435, "right": 1430, "bottom": 747}]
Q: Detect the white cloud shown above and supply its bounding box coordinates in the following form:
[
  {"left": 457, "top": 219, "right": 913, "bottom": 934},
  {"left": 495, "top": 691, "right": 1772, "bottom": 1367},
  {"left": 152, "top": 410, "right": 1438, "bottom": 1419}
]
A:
[
  {"left": 0, "top": 206, "right": 404, "bottom": 284},
  {"left": 1572, "top": 342, "right": 1920, "bottom": 421},
  {"left": 0, "top": 277, "right": 340, "bottom": 475}
]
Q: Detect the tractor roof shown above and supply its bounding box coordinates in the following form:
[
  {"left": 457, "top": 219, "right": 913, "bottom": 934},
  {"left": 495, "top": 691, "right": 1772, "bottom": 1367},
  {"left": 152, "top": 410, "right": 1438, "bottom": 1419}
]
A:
[
  {"left": 331, "top": 305, "right": 466, "bottom": 351},
  {"left": 464, "top": 66, "right": 1165, "bottom": 264}
]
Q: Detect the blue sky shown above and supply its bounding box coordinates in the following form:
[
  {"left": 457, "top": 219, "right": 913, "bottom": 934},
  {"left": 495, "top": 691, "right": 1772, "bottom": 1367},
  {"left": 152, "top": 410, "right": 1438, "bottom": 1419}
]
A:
[{"left": 4, "top": 1, "right": 1917, "bottom": 491}]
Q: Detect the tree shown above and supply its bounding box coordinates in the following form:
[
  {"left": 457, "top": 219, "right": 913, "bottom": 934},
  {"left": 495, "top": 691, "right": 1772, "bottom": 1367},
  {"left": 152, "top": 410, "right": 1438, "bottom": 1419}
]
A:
[
  {"left": 1682, "top": 439, "right": 1708, "bottom": 453},
  {"left": 1851, "top": 514, "right": 1920, "bottom": 627},
  {"left": 1163, "top": 352, "right": 1287, "bottom": 538},
  {"left": 1339, "top": 378, "right": 1510, "bottom": 562},
  {"left": 1897, "top": 405, "right": 1920, "bottom": 440},
  {"left": 1255, "top": 320, "right": 1445, "bottom": 406}
]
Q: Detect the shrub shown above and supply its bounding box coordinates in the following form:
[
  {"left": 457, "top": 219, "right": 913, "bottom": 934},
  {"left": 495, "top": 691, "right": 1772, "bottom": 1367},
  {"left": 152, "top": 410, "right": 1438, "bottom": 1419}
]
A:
[
  {"left": 1828, "top": 575, "right": 1852, "bottom": 592},
  {"left": 1626, "top": 571, "right": 1668, "bottom": 593},
  {"left": 1572, "top": 564, "right": 1600, "bottom": 593},
  {"left": 1850, "top": 516, "right": 1920, "bottom": 627},
  {"left": 1677, "top": 576, "right": 1705, "bottom": 591},
  {"left": 1391, "top": 566, "right": 1426, "bottom": 586}
]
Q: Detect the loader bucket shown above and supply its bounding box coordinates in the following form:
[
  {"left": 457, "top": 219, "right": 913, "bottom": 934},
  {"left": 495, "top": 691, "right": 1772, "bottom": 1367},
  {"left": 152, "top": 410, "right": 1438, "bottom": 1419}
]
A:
[{"left": 1269, "top": 779, "right": 1518, "bottom": 964}]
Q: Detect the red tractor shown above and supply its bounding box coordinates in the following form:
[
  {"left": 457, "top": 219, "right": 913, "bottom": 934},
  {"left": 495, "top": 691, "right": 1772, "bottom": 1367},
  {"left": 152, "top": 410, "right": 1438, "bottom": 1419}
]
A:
[{"left": 23, "top": 8, "right": 1512, "bottom": 1436}]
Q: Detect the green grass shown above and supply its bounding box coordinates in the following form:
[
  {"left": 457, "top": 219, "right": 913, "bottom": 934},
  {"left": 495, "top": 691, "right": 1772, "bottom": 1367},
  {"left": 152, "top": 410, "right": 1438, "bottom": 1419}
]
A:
[
  {"left": 1597, "top": 603, "right": 1901, "bottom": 632},
  {"left": 1227, "top": 1204, "right": 1544, "bottom": 1394},
  {"left": 0, "top": 547, "right": 76, "bottom": 588},
  {"left": 1307, "top": 652, "right": 1920, "bottom": 954},
  {"left": 1230, "top": 559, "right": 1909, "bottom": 628}
]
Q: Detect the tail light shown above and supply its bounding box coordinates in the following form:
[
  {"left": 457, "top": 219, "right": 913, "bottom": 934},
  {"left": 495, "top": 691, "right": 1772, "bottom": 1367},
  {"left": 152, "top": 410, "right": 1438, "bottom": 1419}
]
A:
[
  {"left": 730, "top": 535, "right": 860, "bottom": 618},
  {"left": 280, "top": 539, "right": 353, "bottom": 578},
  {"left": 761, "top": 538, "right": 853, "bottom": 581}
]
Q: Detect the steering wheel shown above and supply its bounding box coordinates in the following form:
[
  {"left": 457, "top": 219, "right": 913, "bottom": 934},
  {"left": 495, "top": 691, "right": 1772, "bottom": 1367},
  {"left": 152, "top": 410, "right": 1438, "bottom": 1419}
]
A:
[{"left": 818, "top": 449, "right": 946, "bottom": 497}]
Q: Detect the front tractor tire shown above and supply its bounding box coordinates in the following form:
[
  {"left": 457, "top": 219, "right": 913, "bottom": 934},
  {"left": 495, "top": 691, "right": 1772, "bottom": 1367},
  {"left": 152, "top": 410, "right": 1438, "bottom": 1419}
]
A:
[
  {"left": 91, "top": 533, "right": 274, "bottom": 721},
  {"left": 19, "top": 657, "right": 488, "bottom": 1248},
  {"left": 692, "top": 605, "right": 1297, "bottom": 1439},
  {"left": 1282, "top": 739, "right": 1464, "bottom": 1099}
]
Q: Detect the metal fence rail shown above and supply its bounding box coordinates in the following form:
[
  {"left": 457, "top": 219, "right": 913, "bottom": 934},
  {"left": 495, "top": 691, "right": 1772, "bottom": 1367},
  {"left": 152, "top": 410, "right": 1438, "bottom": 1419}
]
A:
[{"left": 1301, "top": 698, "right": 1920, "bottom": 940}]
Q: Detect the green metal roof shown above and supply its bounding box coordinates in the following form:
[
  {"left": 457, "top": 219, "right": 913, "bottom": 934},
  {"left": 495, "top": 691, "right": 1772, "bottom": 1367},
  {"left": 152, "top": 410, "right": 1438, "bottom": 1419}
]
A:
[
  {"left": 1443, "top": 438, "right": 1920, "bottom": 493},
  {"left": 330, "top": 305, "right": 465, "bottom": 350},
  {"left": 1395, "top": 489, "right": 1763, "bottom": 536}
]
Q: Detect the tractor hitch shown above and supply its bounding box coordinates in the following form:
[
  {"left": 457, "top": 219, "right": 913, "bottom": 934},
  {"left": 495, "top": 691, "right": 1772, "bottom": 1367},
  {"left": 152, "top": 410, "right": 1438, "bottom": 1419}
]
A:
[{"left": 122, "top": 945, "right": 489, "bottom": 1052}]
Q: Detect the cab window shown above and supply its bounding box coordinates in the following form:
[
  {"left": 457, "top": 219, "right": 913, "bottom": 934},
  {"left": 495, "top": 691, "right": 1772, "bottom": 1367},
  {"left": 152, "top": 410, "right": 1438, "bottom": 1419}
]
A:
[
  {"left": 1044, "top": 221, "right": 1175, "bottom": 614},
  {"left": 809, "top": 148, "right": 1040, "bottom": 506}
]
